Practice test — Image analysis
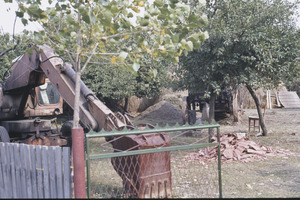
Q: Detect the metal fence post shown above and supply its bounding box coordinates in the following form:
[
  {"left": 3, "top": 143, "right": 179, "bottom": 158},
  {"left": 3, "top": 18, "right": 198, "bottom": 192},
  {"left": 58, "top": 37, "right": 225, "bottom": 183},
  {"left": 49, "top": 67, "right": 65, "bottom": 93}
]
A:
[
  {"left": 217, "top": 127, "right": 222, "bottom": 198},
  {"left": 72, "top": 127, "right": 86, "bottom": 198}
]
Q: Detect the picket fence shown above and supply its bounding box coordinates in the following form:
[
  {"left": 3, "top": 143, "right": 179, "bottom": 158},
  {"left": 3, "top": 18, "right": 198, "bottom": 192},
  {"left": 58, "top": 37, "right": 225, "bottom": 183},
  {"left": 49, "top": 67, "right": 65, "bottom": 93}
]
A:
[{"left": 0, "top": 142, "right": 73, "bottom": 198}]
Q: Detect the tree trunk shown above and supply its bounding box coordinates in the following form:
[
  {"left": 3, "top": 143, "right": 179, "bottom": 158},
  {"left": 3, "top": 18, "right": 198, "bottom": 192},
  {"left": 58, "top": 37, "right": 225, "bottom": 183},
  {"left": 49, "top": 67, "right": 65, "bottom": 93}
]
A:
[
  {"left": 208, "top": 92, "right": 216, "bottom": 142},
  {"left": 124, "top": 97, "right": 129, "bottom": 113},
  {"left": 202, "top": 102, "right": 209, "bottom": 121},
  {"left": 246, "top": 84, "right": 268, "bottom": 136},
  {"left": 73, "top": 70, "right": 82, "bottom": 128},
  {"left": 73, "top": 11, "right": 82, "bottom": 128},
  {"left": 232, "top": 89, "right": 239, "bottom": 123}
]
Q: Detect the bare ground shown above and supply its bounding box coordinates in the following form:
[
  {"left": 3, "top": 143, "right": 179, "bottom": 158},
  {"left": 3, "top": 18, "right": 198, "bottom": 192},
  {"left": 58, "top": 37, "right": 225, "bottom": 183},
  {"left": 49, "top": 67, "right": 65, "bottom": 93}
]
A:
[{"left": 132, "top": 95, "right": 300, "bottom": 198}]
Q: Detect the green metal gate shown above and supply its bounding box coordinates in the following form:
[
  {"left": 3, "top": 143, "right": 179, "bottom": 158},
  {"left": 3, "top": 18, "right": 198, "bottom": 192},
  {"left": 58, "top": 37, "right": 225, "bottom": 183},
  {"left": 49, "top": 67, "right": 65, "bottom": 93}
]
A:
[{"left": 86, "top": 123, "right": 222, "bottom": 198}]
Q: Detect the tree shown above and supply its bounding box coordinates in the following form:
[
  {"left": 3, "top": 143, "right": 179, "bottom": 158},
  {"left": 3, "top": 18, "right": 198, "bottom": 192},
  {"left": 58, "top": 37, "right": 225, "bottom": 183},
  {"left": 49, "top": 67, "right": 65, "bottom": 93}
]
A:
[
  {"left": 0, "top": 30, "right": 33, "bottom": 80},
  {"left": 81, "top": 34, "right": 171, "bottom": 105},
  {"left": 4, "top": 0, "right": 209, "bottom": 128},
  {"left": 174, "top": 0, "right": 300, "bottom": 136}
]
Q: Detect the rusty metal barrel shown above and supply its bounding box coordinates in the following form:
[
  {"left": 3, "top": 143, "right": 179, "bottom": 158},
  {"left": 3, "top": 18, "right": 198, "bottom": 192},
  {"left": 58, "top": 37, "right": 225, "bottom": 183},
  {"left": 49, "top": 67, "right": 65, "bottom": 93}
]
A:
[{"left": 110, "top": 124, "right": 172, "bottom": 198}]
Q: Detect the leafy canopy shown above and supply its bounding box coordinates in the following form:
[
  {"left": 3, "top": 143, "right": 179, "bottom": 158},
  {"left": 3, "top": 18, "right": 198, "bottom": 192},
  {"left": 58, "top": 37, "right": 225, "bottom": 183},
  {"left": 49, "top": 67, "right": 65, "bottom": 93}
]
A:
[
  {"left": 175, "top": 0, "right": 300, "bottom": 96},
  {"left": 0, "top": 31, "right": 33, "bottom": 81},
  {"left": 4, "top": 0, "right": 209, "bottom": 100},
  {"left": 6, "top": 0, "right": 209, "bottom": 69}
]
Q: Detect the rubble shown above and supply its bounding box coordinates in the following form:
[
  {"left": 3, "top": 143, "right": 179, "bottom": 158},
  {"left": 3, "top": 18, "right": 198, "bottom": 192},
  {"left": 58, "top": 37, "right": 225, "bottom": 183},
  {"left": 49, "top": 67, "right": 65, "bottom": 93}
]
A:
[{"left": 184, "top": 133, "right": 296, "bottom": 163}]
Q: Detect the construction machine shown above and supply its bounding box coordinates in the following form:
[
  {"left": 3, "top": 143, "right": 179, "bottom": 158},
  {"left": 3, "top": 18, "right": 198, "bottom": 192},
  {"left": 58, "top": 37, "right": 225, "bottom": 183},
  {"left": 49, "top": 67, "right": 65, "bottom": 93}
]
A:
[
  {"left": 182, "top": 90, "right": 232, "bottom": 125},
  {"left": 0, "top": 44, "right": 171, "bottom": 198}
]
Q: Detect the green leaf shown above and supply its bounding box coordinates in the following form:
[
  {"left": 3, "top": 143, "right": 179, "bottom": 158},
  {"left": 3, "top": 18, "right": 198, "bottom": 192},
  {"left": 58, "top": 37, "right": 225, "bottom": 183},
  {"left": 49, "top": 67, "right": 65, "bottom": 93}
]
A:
[
  {"left": 187, "top": 14, "right": 198, "bottom": 23},
  {"left": 48, "top": 8, "right": 57, "bottom": 16},
  {"left": 127, "top": 12, "right": 134, "bottom": 18},
  {"left": 89, "top": 12, "right": 96, "bottom": 25},
  {"left": 152, "top": 68, "right": 158, "bottom": 78},
  {"left": 117, "top": 51, "right": 128, "bottom": 62},
  {"left": 78, "top": 4, "right": 85, "bottom": 15},
  {"left": 82, "top": 13, "right": 90, "bottom": 24},
  {"left": 187, "top": 41, "right": 193, "bottom": 51},
  {"left": 170, "top": 0, "right": 179, "bottom": 4},
  {"left": 70, "top": 32, "right": 77, "bottom": 39},
  {"left": 111, "top": 5, "right": 118, "bottom": 13},
  {"left": 132, "top": 63, "right": 140, "bottom": 72},
  {"left": 148, "top": 6, "right": 160, "bottom": 16},
  {"left": 21, "top": 18, "right": 28, "bottom": 26},
  {"left": 171, "top": 34, "right": 180, "bottom": 43},
  {"left": 154, "top": 0, "right": 164, "bottom": 8},
  {"left": 15, "top": 11, "right": 24, "bottom": 18},
  {"left": 140, "top": 18, "right": 149, "bottom": 26},
  {"left": 102, "top": 10, "right": 112, "bottom": 26}
]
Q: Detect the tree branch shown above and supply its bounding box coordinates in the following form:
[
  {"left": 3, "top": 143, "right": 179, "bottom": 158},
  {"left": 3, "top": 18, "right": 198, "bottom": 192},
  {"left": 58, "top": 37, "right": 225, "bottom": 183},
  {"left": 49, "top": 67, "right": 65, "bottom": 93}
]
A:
[
  {"left": 65, "top": 49, "right": 77, "bottom": 67},
  {"left": 100, "top": 31, "right": 132, "bottom": 42},
  {"left": 0, "top": 48, "right": 14, "bottom": 57},
  {"left": 81, "top": 43, "right": 99, "bottom": 73}
]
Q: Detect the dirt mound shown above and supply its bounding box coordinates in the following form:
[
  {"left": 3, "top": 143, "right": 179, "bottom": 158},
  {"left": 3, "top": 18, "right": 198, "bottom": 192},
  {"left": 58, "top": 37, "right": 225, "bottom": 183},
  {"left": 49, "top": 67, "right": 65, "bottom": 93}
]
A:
[
  {"left": 137, "top": 100, "right": 183, "bottom": 122},
  {"left": 184, "top": 133, "right": 296, "bottom": 163}
]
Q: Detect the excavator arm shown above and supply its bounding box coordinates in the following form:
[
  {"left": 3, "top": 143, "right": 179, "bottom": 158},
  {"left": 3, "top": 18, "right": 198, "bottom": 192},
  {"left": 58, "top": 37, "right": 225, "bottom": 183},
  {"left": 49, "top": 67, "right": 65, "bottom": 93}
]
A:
[
  {"left": 38, "top": 45, "right": 134, "bottom": 132},
  {"left": 3, "top": 44, "right": 133, "bottom": 132}
]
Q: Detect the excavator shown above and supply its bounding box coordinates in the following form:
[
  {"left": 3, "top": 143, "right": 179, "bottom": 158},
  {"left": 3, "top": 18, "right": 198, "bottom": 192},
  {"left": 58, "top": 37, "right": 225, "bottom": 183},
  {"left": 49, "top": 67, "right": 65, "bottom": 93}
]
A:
[{"left": 0, "top": 44, "right": 171, "bottom": 198}]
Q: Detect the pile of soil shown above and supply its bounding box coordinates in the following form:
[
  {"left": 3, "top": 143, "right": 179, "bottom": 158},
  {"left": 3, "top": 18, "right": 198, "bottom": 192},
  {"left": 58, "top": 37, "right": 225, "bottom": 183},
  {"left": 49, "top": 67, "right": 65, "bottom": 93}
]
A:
[
  {"left": 136, "top": 100, "right": 183, "bottom": 122},
  {"left": 184, "top": 133, "right": 296, "bottom": 163}
]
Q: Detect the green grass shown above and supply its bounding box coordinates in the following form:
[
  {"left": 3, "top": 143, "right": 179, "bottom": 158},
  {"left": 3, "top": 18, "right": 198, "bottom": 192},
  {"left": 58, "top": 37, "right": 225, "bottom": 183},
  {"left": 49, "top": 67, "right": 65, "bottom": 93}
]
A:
[
  {"left": 219, "top": 109, "right": 300, "bottom": 198},
  {"left": 86, "top": 132, "right": 220, "bottom": 198},
  {"left": 85, "top": 108, "right": 300, "bottom": 198}
]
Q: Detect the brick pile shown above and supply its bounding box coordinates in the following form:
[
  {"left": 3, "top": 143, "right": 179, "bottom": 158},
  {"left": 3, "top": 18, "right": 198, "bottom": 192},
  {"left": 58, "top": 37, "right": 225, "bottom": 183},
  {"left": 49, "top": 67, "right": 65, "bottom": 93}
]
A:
[{"left": 184, "top": 133, "right": 296, "bottom": 163}]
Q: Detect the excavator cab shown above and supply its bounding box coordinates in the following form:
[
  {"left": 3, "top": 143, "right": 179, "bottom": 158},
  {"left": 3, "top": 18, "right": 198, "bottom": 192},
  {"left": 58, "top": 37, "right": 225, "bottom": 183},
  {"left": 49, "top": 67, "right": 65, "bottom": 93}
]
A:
[
  {"left": 24, "top": 79, "right": 64, "bottom": 118},
  {"left": 38, "top": 82, "right": 60, "bottom": 105}
]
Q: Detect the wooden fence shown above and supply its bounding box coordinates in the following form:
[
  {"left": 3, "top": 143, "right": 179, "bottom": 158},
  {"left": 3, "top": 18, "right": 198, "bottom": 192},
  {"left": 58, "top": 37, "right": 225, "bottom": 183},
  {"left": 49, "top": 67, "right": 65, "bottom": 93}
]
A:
[{"left": 0, "top": 142, "right": 73, "bottom": 198}]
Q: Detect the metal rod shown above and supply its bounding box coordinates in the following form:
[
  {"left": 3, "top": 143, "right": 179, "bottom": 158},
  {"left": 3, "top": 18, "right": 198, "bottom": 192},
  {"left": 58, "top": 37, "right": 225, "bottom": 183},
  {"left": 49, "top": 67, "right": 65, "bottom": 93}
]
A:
[
  {"left": 217, "top": 127, "right": 222, "bottom": 198},
  {"left": 86, "top": 123, "right": 220, "bottom": 138},
  {"left": 63, "top": 63, "right": 94, "bottom": 98},
  {"left": 87, "top": 142, "right": 218, "bottom": 160},
  {"left": 72, "top": 127, "right": 86, "bottom": 198},
  {"left": 86, "top": 135, "right": 91, "bottom": 198}
]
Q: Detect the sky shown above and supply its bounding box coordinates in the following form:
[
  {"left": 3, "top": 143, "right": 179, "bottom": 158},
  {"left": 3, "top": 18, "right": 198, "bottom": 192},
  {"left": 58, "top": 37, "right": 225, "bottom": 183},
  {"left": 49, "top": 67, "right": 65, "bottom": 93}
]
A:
[
  {"left": 0, "top": 0, "right": 299, "bottom": 34},
  {"left": 0, "top": 1, "right": 42, "bottom": 34}
]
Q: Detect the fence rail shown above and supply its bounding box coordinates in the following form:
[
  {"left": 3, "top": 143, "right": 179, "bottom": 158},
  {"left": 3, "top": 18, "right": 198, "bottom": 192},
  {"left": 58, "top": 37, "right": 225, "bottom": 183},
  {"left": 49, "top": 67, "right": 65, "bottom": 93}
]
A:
[
  {"left": 86, "top": 123, "right": 222, "bottom": 198},
  {"left": 0, "top": 142, "right": 72, "bottom": 199}
]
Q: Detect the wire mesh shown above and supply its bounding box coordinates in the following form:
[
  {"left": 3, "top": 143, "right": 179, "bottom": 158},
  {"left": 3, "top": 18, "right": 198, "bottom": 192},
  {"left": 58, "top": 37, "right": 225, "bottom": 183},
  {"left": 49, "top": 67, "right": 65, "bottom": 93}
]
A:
[{"left": 86, "top": 124, "right": 221, "bottom": 198}]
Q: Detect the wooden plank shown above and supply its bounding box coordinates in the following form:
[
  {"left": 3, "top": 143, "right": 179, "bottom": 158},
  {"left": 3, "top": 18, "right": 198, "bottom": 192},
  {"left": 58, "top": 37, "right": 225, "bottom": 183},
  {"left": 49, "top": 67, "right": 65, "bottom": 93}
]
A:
[
  {"left": 9, "top": 144, "right": 18, "bottom": 198},
  {"left": 63, "top": 147, "right": 72, "bottom": 198},
  {"left": 24, "top": 144, "right": 33, "bottom": 198},
  {"left": 49, "top": 146, "right": 57, "bottom": 198},
  {"left": 0, "top": 143, "right": 7, "bottom": 198},
  {"left": 36, "top": 145, "right": 44, "bottom": 198},
  {"left": 55, "top": 147, "right": 64, "bottom": 198},
  {"left": 0, "top": 154, "right": 3, "bottom": 198},
  {"left": 42, "top": 146, "right": 50, "bottom": 198},
  {"left": 30, "top": 145, "right": 38, "bottom": 198},
  {"left": 20, "top": 144, "right": 28, "bottom": 198},
  {"left": 0, "top": 144, "right": 3, "bottom": 198},
  {"left": 5, "top": 143, "right": 13, "bottom": 198},
  {"left": 2, "top": 142, "right": 10, "bottom": 198},
  {"left": 278, "top": 91, "right": 300, "bottom": 108},
  {"left": 13, "top": 143, "right": 22, "bottom": 198},
  {"left": 1, "top": 143, "right": 73, "bottom": 199}
]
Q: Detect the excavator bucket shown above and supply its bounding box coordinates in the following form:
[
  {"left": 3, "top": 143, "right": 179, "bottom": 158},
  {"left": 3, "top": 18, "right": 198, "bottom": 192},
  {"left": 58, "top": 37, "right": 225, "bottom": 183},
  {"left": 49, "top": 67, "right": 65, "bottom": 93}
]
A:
[{"left": 110, "top": 124, "right": 172, "bottom": 198}]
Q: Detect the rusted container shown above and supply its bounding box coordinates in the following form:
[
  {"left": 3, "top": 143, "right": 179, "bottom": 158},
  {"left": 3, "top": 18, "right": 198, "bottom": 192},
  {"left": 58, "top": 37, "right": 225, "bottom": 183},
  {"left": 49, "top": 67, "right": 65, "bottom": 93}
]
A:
[{"left": 111, "top": 129, "right": 172, "bottom": 198}]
